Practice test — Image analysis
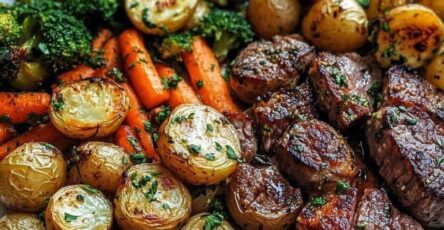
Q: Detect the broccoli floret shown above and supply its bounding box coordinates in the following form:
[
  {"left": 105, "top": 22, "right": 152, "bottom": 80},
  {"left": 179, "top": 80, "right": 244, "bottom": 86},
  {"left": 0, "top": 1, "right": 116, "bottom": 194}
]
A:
[
  {"left": 158, "top": 32, "right": 194, "bottom": 59},
  {"left": 194, "top": 9, "right": 253, "bottom": 61},
  {"left": 0, "top": 12, "right": 21, "bottom": 45},
  {"left": 63, "top": 0, "right": 119, "bottom": 22}
]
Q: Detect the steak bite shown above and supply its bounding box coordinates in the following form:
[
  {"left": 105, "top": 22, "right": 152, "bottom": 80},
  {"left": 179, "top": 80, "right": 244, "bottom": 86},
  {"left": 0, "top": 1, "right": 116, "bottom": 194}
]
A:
[
  {"left": 252, "top": 83, "right": 318, "bottom": 153},
  {"left": 276, "top": 119, "right": 359, "bottom": 191},
  {"left": 230, "top": 34, "right": 315, "bottom": 104},
  {"left": 366, "top": 106, "right": 444, "bottom": 227},
  {"left": 224, "top": 111, "right": 257, "bottom": 162},
  {"left": 309, "top": 52, "right": 380, "bottom": 131}
]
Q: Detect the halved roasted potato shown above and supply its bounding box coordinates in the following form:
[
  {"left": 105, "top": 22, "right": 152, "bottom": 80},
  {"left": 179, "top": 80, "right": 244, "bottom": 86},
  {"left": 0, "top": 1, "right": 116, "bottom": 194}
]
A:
[
  {"left": 158, "top": 104, "right": 242, "bottom": 185},
  {"left": 45, "top": 184, "right": 113, "bottom": 230},
  {"left": 302, "top": 0, "right": 368, "bottom": 52},
  {"left": 67, "top": 142, "right": 130, "bottom": 194},
  {"left": 125, "top": 0, "right": 199, "bottom": 36},
  {"left": 0, "top": 213, "right": 45, "bottom": 230},
  {"left": 419, "top": 0, "right": 444, "bottom": 19},
  {"left": 0, "top": 142, "right": 66, "bottom": 212},
  {"left": 50, "top": 78, "right": 130, "bottom": 139},
  {"left": 184, "top": 0, "right": 210, "bottom": 29},
  {"left": 181, "top": 213, "right": 234, "bottom": 230},
  {"left": 114, "top": 164, "right": 192, "bottom": 230},
  {"left": 366, "top": 0, "right": 412, "bottom": 19},
  {"left": 375, "top": 4, "right": 444, "bottom": 68}
]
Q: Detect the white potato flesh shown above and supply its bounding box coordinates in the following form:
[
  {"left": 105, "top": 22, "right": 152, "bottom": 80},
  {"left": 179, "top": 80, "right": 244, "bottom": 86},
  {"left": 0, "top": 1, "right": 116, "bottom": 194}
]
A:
[
  {"left": 114, "top": 164, "right": 192, "bottom": 230},
  {"left": 181, "top": 213, "right": 234, "bottom": 230},
  {"left": 375, "top": 4, "right": 444, "bottom": 68},
  {"left": 45, "top": 184, "right": 113, "bottom": 230},
  {"left": 50, "top": 78, "right": 130, "bottom": 139},
  {"left": 0, "top": 142, "right": 66, "bottom": 212},
  {"left": 125, "top": 0, "right": 199, "bottom": 36},
  {"left": 158, "top": 104, "right": 242, "bottom": 185},
  {"left": 0, "top": 213, "right": 45, "bottom": 230}
]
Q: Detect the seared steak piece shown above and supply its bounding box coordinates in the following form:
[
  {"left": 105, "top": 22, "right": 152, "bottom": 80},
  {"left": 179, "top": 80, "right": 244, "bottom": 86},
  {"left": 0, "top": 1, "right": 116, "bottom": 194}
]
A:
[
  {"left": 252, "top": 83, "right": 318, "bottom": 153},
  {"left": 230, "top": 34, "right": 315, "bottom": 104},
  {"left": 367, "top": 106, "right": 444, "bottom": 227},
  {"left": 227, "top": 164, "right": 303, "bottom": 230},
  {"left": 384, "top": 65, "right": 444, "bottom": 119},
  {"left": 309, "top": 52, "right": 380, "bottom": 131},
  {"left": 224, "top": 111, "right": 257, "bottom": 162},
  {"left": 354, "top": 188, "right": 423, "bottom": 230},
  {"left": 276, "top": 119, "right": 359, "bottom": 191}
]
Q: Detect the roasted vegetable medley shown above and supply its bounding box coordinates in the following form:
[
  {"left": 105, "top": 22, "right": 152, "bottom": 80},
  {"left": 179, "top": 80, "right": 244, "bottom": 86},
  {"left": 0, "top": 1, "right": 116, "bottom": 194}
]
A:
[{"left": 2, "top": 0, "right": 444, "bottom": 229}]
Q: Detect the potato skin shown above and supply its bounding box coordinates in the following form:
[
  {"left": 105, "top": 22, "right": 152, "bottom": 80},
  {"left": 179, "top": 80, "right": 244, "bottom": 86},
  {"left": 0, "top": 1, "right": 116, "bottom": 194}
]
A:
[
  {"left": 50, "top": 78, "right": 130, "bottom": 139},
  {"left": 0, "top": 213, "right": 45, "bottom": 230},
  {"left": 0, "top": 142, "right": 66, "bottom": 212},
  {"left": 247, "top": 0, "right": 302, "bottom": 39},
  {"left": 67, "top": 142, "right": 130, "bottom": 194},
  {"left": 302, "top": 0, "right": 368, "bottom": 53},
  {"left": 419, "top": 0, "right": 444, "bottom": 19},
  {"left": 375, "top": 4, "right": 444, "bottom": 69},
  {"left": 125, "top": 0, "right": 198, "bottom": 36},
  {"left": 181, "top": 213, "right": 234, "bottom": 230},
  {"left": 114, "top": 164, "right": 192, "bottom": 230},
  {"left": 158, "top": 104, "right": 242, "bottom": 185},
  {"left": 425, "top": 50, "right": 444, "bottom": 90},
  {"left": 366, "top": 0, "right": 411, "bottom": 19},
  {"left": 45, "top": 184, "right": 113, "bottom": 230}
]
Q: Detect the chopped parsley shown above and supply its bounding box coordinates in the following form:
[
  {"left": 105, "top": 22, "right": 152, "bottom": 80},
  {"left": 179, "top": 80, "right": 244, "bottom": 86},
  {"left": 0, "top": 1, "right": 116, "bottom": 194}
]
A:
[
  {"left": 52, "top": 95, "right": 65, "bottom": 112},
  {"left": 141, "top": 8, "right": 157, "bottom": 28},
  {"left": 406, "top": 118, "right": 417, "bottom": 126},
  {"left": 205, "top": 153, "right": 216, "bottom": 161},
  {"left": 204, "top": 213, "right": 224, "bottom": 230},
  {"left": 336, "top": 181, "right": 350, "bottom": 193},
  {"left": 188, "top": 144, "right": 202, "bottom": 155},
  {"left": 107, "top": 68, "right": 125, "bottom": 82},
  {"left": 82, "top": 185, "right": 98, "bottom": 194},
  {"left": 196, "top": 80, "right": 204, "bottom": 89},
  {"left": 356, "top": 0, "right": 369, "bottom": 8},
  {"left": 206, "top": 123, "right": 214, "bottom": 133},
  {"left": 64, "top": 213, "right": 78, "bottom": 223},
  {"left": 130, "top": 153, "right": 148, "bottom": 164},
  {"left": 436, "top": 158, "right": 444, "bottom": 166},
  {"left": 144, "top": 121, "right": 152, "bottom": 132},
  {"left": 382, "top": 21, "right": 390, "bottom": 32},
  {"left": 144, "top": 180, "right": 158, "bottom": 202},
  {"left": 309, "top": 196, "right": 327, "bottom": 206},
  {"left": 215, "top": 142, "right": 223, "bottom": 152},
  {"left": 162, "top": 203, "right": 171, "bottom": 211},
  {"left": 331, "top": 67, "right": 348, "bottom": 87},
  {"left": 154, "top": 105, "right": 171, "bottom": 123}
]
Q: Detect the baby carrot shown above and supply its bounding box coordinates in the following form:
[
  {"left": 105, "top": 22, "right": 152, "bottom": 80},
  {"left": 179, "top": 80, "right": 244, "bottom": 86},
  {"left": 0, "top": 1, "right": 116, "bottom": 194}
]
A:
[{"left": 0, "top": 92, "right": 50, "bottom": 124}]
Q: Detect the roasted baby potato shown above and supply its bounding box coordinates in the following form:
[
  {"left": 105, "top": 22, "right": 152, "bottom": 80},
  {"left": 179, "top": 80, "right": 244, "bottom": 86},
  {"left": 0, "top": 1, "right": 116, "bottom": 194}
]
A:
[
  {"left": 0, "top": 142, "right": 66, "bottom": 212},
  {"left": 114, "top": 164, "right": 192, "bottom": 230},
  {"left": 419, "top": 0, "right": 444, "bottom": 19},
  {"left": 181, "top": 213, "right": 234, "bottom": 230},
  {"left": 366, "top": 0, "right": 412, "bottom": 19},
  {"left": 158, "top": 104, "right": 242, "bottom": 185},
  {"left": 67, "top": 142, "right": 130, "bottom": 194},
  {"left": 375, "top": 4, "right": 444, "bottom": 68},
  {"left": 425, "top": 50, "right": 444, "bottom": 90},
  {"left": 0, "top": 213, "right": 45, "bottom": 230},
  {"left": 302, "top": 0, "right": 368, "bottom": 52},
  {"left": 50, "top": 78, "right": 130, "bottom": 139},
  {"left": 247, "top": 0, "right": 302, "bottom": 39},
  {"left": 190, "top": 184, "right": 224, "bottom": 214},
  {"left": 125, "top": 0, "right": 199, "bottom": 36},
  {"left": 184, "top": 0, "right": 210, "bottom": 29},
  {"left": 45, "top": 184, "right": 113, "bottom": 230}
]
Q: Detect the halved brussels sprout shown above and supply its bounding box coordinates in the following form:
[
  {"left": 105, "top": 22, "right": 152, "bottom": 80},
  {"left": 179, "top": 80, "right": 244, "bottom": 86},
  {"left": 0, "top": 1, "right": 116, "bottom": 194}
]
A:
[
  {"left": 158, "top": 104, "right": 242, "bottom": 185},
  {"left": 45, "top": 184, "right": 113, "bottom": 230},
  {"left": 0, "top": 213, "right": 45, "bottom": 230},
  {"left": 181, "top": 213, "right": 234, "bottom": 230},
  {"left": 50, "top": 78, "right": 130, "bottom": 139},
  {"left": 0, "top": 142, "right": 66, "bottom": 212},
  {"left": 67, "top": 142, "right": 130, "bottom": 194},
  {"left": 125, "top": 0, "right": 199, "bottom": 35},
  {"left": 114, "top": 164, "right": 192, "bottom": 230}
]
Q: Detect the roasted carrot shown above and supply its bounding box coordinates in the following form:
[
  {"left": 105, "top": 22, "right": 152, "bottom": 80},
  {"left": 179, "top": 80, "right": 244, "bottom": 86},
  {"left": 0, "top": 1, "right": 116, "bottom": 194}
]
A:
[
  {"left": 92, "top": 28, "right": 113, "bottom": 52},
  {"left": 94, "top": 37, "right": 122, "bottom": 78},
  {"left": 182, "top": 36, "right": 240, "bottom": 114},
  {"left": 155, "top": 63, "right": 201, "bottom": 109},
  {"left": 0, "top": 123, "right": 15, "bottom": 144},
  {"left": 0, "top": 123, "right": 75, "bottom": 160},
  {"left": 0, "top": 92, "right": 50, "bottom": 124},
  {"left": 56, "top": 65, "right": 96, "bottom": 85},
  {"left": 114, "top": 125, "right": 144, "bottom": 155},
  {"left": 122, "top": 82, "right": 160, "bottom": 163},
  {"left": 119, "top": 29, "right": 169, "bottom": 109}
]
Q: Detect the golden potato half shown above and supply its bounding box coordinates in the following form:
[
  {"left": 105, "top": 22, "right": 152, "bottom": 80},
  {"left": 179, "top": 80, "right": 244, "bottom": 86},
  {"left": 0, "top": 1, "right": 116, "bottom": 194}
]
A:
[
  {"left": 366, "top": 0, "right": 412, "bottom": 19},
  {"left": 181, "top": 213, "right": 234, "bottom": 230},
  {"left": 158, "top": 104, "right": 242, "bottom": 185},
  {"left": 0, "top": 142, "right": 66, "bottom": 212},
  {"left": 302, "top": 0, "right": 368, "bottom": 52},
  {"left": 114, "top": 164, "right": 192, "bottom": 230},
  {"left": 50, "top": 78, "right": 130, "bottom": 139},
  {"left": 0, "top": 213, "right": 45, "bottom": 230},
  {"left": 125, "top": 0, "right": 198, "bottom": 36},
  {"left": 68, "top": 142, "right": 130, "bottom": 194},
  {"left": 375, "top": 4, "right": 444, "bottom": 68},
  {"left": 45, "top": 184, "right": 113, "bottom": 230},
  {"left": 419, "top": 0, "right": 444, "bottom": 19},
  {"left": 426, "top": 51, "right": 444, "bottom": 90}
]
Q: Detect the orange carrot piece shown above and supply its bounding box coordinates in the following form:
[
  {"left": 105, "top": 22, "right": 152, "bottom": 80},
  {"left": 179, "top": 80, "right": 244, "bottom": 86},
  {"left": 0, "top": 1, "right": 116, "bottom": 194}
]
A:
[
  {"left": 0, "top": 92, "right": 50, "bottom": 124},
  {"left": 92, "top": 28, "right": 113, "bottom": 52},
  {"left": 182, "top": 36, "right": 240, "bottom": 114},
  {"left": 0, "top": 123, "right": 15, "bottom": 144},
  {"left": 122, "top": 82, "right": 160, "bottom": 163},
  {"left": 119, "top": 29, "right": 169, "bottom": 109},
  {"left": 0, "top": 123, "right": 75, "bottom": 160},
  {"left": 114, "top": 125, "right": 144, "bottom": 155},
  {"left": 94, "top": 37, "right": 122, "bottom": 78},
  {"left": 155, "top": 63, "right": 201, "bottom": 109},
  {"left": 56, "top": 65, "right": 96, "bottom": 85}
]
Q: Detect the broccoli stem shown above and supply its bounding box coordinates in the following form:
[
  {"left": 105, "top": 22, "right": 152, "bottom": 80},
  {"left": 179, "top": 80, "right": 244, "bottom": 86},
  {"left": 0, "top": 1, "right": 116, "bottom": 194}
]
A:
[{"left": 212, "top": 32, "right": 238, "bottom": 62}]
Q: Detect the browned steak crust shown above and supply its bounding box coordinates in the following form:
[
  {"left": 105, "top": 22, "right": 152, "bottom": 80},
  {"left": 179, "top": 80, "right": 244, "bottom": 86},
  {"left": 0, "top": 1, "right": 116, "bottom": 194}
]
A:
[{"left": 224, "top": 111, "right": 257, "bottom": 162}]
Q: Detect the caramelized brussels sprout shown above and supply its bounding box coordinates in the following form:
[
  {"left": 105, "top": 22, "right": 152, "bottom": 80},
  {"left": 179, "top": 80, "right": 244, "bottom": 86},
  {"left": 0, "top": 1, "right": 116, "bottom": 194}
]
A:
[
  {"left": 50, "top": 78, "right": 130, "bottom": 139},
  {"left": 68, "top": 142, "right": 130, "bottom": 194},
  {"left": 125, "top": 0, "right": 199, "bottom": 35},
  {"left": 158, "top": 104, "right": 242, "bottom": 185},
  {"left": 302, "top": 0, "right": 368, "bottom": 52},
  {"left": 0, "top": 142, "right": 66, "bottom": 212},
  {"left": 114, "top": 164, "right": 192, "bottom": 230},
  {"left": 0, "top": 213, "right": 45, "bottom": 230},
  {"left": 181, "top": 213, "right": 234, "bottom": 230},
  {"left": 45, "top": 184, "right": 113, "bottom": 230}
]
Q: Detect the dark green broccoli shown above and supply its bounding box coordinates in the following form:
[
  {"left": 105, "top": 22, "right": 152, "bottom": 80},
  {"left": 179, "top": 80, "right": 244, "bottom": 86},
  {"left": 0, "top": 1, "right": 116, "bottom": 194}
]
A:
[
  {"left": 194, "top": 9, "right": 253, "bottom": 62},
  {"left": 63, "top": 0, "right": 119, "bottom": 22},
  {"left": 158, "top": 32, "right": 194, "bottom": 59}
]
